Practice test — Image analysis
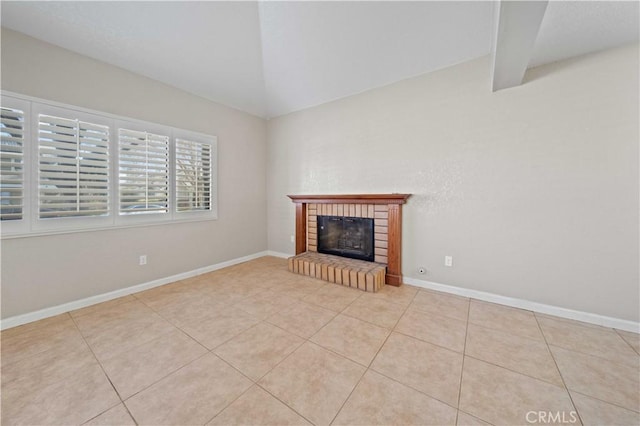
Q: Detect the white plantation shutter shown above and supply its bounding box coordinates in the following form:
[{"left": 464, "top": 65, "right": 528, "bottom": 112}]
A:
[
  {"left": 118, "top": 129, "right": 169, "bottom": 215},
  {"left": 175, "top": 138, "right": 213, "bottom": 212},
  {"left": 1, "top": 93, "right": 219, "bottom": 237},
  {"left": 0, "top": 106, "right": 25, "bottom": 221},
  {"left": 38, "top": 114, "right": 110, "bottom": 219}
]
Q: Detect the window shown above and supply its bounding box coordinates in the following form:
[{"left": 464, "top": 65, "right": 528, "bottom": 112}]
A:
[
  {"left": 175, "top": 138, "right": 214, "bottom": 212},
  {"left": 38, "top": 114, "right": 110, "bottom": 219},
  {"left": 118, "top": 129, "right": 169, "bottom": 215},
  {"left": 0, "top": 106, "right": 25, "bottom": 221},
  {"left": 0, "top": 96, "right": 30, "bottom": 234},
  {"left": 0, "top": 91, "right": 218, "bottom": 238}
]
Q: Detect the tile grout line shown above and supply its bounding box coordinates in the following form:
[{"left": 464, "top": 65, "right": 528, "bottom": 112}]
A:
[
  {"left": 118, "top": 348, "right": 210, "bottom": 403},
  {"left": 534, "top": 312, "right": 640, "bottom": 367},
  {"left": 199, "top": 351, "right": 264, "bottom": 425},
  {"left": 70, "top": 295, "right": 136, "bottom": 320},
  {"left": 327, "top": 287, "right": 420, "bottom": 425},
  {"left": 352, "top": 295, "right": 482, "bottom": 415},
  {"left": 340, "top": 297, "right": 408, "bottom": 330},
  {"left": 613, "top": 329, "right": 640, "bottom": 356},
  {"left": 81, "top": 271, "right": 229, "bottom": 412},
  {"left": 74, "top": 307, "right": 183, "bottom": 365},
  {"left": 206, "top": 321, "right": 295, "bottom": 383},
  {"left": 390, "top": 328, "right": 466, "bottom": 357},
  {"left": 306, "top": 335, "right": 384, "bottom": 370},
  {"left": 406, "top": 299, "right": 633, "bottom": 387},
  {"left": 201, "top": 287, "right": 317, "bottom": 425},
  {"left": 300, "top": 284, "right": 362, "bottom": 316},
  {"left": 455, "top": 298, "right": 472, "bottom": 425},
  {"left": 467, "top": 315, "right": 546, "bottom": 344},
  {"left": 67, "top": 313, "right": 139, "bottom": 426},
  {"left": 533, "top": 313, "right": 584, "bottom": 426},
  {"left": 303, "top": 292, "right": 363, "bottom": 341},
  {"left": 460, "top": 353, "right": 568, "bottom": 390},
  {"left": 569, "top": 389, "right": 640, "bottom": 415},
  {"left": 0, "top": 313, "right": 79, "bottom": 368},
  {"left": 255, "top": 381, "right": 317, "bottom": 426},
  {"left": 458, "top": 306, "right": 583, "bottom": 389},
  {"left": 137, "top": 286, "right": 269, "bottom": 355},
  {"left": 541, "top": 343, "right": 640, "bottom": 415},
  {"left": 240, "top": 286, "right": 411, "bottom": 426},
  {"left": 464, "top": 309, "right": 640, "bottom": 382},
  {"left": 214, "top": 296, "right": 341, "bottom": 425},
  {"left": 31, "top": 300, "right": 205, "bottom": 425},
  {"left": 265, "top": 311, "right": 338, "bottom": 341},
  {"left": 366, "top": 365, "right": 462, "bottom": 413},
  {"left": 238, "top": 324, "right": 317, "bottom": 425}
]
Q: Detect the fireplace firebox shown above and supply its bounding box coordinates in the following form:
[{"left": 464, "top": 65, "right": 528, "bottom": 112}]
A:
[{"left": 317, "top": 215, "right": 374, "bottom": 262}]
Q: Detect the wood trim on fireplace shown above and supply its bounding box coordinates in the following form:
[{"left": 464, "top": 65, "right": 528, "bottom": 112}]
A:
[
  {"left": 288, "top": 194, "right": 410, "bottom": 205},
  {"left": 294, "top": 202, "right": 307, "bottom": 256},
  {"left": 386, "top": 204, "right": 402, "bottom": 286},
  {"left": 288, "top": 194, "right": 411, "bottom": 286}
]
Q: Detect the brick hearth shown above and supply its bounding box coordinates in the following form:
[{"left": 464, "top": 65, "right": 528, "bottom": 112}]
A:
[{"left": 288, "top": 251, "right": 386, "bottom": 292}]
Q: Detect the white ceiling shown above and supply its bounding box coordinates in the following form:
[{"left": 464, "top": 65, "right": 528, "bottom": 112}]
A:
[
  {"left": 530, "top": 0, "right": 639, "bottom": 68},
  {"left": 259, "top": 1, "right": 493, "bottom": 117},
  {"left": 1, "top": 2, "right": 268, "bottom": 116},
  {"left": 1, "top": 1, "right": 638, "bottom": 118}
]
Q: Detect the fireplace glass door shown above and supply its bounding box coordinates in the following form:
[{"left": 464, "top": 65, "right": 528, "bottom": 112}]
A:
[{"left": 317, "top": 215, "right": 374, "bottom": 262}]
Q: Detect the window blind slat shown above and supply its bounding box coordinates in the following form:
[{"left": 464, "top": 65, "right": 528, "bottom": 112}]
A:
[
  {"left": 2, "top": 151, "right": 23, "bottom": 161},
  {"left": 0, "top": 172, "right": 24, "bottom": 181},
  {"left": 0, "top": 138, "right": 23, "bottom": 149}
]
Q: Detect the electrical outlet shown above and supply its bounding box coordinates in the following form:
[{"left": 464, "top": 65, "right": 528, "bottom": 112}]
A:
[
  {"left": 417, "top": 267, "right": 426, "bottom": 274},
  {"left": 290, "top": 235, "right": 295, "bottom": 243},
  {"left": 444, "top": 256, "right": 453, "bottom": 267},
  {"left": 139, "top": 255, "right": 147, "bottom": 266}
]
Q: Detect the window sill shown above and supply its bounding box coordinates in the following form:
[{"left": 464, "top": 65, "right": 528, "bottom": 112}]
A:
[{"left": 1, "top": 214, "right": 218, "bottom": 240}]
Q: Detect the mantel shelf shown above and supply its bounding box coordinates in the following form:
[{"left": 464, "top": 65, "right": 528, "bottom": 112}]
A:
[{"left": 287, "top": 194, "right": 411, "bottom": 205}]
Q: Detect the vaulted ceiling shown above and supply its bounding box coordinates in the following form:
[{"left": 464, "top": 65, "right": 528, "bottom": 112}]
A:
[{"left": 2, "top": 1, "right": 638, "bottom": 118}]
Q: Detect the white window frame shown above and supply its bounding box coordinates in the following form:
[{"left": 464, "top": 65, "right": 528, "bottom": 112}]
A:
[
  {"left": 0, "top": 91, "right": 218, "bottom": 239},
  {"left": 30, "top": 103, "right": 114, "bottom": 233}
]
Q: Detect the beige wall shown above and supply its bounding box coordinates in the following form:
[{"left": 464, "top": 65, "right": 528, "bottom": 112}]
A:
[
  {"left": 267, "top": 44, "right": 639, "bottom": 322},
  {"left": 1, "top": 29, "right": 268, "bottom": 318}
]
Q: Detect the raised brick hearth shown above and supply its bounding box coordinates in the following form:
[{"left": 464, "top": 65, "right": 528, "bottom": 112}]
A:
[
  {"left": 288, "top": 251, "right": 386, "bottom": 292},
  {"left": 287, "top": 194, "right": 410, "bottom": 292}
]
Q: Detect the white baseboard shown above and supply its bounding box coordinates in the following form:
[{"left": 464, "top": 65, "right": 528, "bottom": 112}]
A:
[
  {"left": 266, "top": 250, "right": 291, "bottom": 259},
  {"left": 404, "top": 277, "right": 640, "bottom": 333},
  {"left": 4, "top": 252, "right": 637, "bottom": 334},
  {"left": 0, "top": 251, "right": 269, "bottom": 331}
]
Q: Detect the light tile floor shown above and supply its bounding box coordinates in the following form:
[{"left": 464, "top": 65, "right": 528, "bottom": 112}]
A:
[{"left": 2, "top": 256, "right": 639, "bottom": 425}]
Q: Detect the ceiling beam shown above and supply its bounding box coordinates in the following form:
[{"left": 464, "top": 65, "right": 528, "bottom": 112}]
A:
[{"left": 491, "top": 0, "right": 549, "bottom": 92}]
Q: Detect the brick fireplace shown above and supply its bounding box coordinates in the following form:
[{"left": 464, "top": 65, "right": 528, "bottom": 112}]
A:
[{"left": 287, "top": 194, "right": 410, "bottom": 291}]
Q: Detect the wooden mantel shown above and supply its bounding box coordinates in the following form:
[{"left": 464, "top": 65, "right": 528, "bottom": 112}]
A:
[{"left": 288, "top": 194, "right": 411, "bottom": 286}]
